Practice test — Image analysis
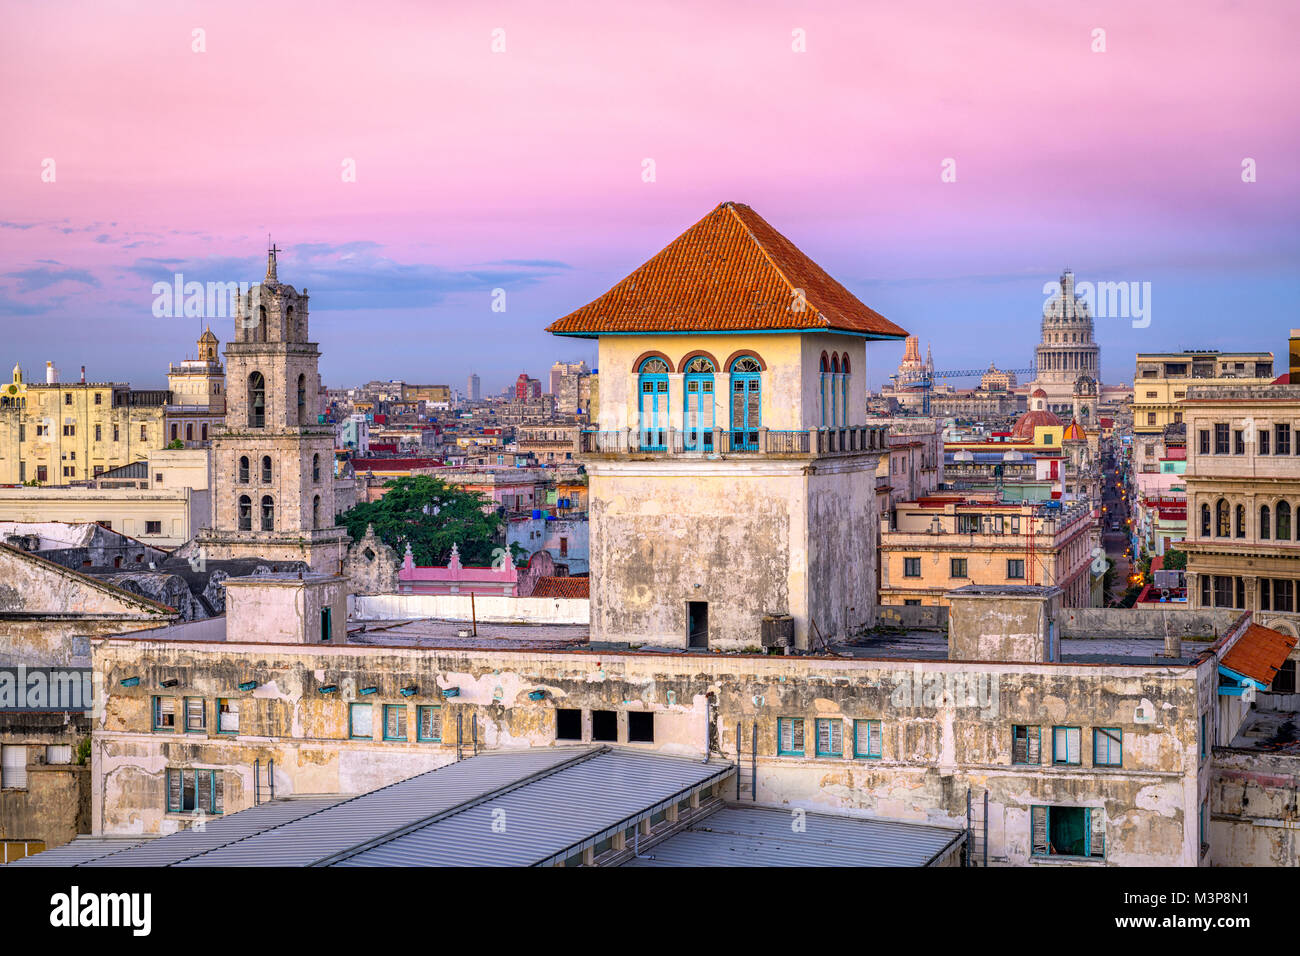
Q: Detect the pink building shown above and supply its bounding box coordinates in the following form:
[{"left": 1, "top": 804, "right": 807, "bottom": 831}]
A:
[{"left": 398, "top": 543, "right": 519, "bottom": 596}]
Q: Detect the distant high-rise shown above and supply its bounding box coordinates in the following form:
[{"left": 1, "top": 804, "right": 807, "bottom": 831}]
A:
[{"left": 467, "top": 373, "right": 481, "bottom": 402}]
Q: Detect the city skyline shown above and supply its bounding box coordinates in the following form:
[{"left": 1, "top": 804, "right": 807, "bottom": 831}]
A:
[{"left": 2, "top": 0, "right": 1297, "bottom": 390}]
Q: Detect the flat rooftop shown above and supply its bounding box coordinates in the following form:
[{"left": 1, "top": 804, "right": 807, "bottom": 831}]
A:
[{"left": 1227, "top": 707, "right": 1300, "bottom": 754}]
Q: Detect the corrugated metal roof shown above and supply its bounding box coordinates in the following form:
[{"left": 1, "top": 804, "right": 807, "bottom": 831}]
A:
[
  {"left": 334, "top": 748, "right": 732, "bottom": 867},
  {"left": 622, "top": 806, "right": 964, "bottom": 867},
  {"left": 8, "top": 836, "right": 153, "bottom": 867},
  {"left": 176, "top": 747, "right": 590, "bottom": 866},
  {"left": 79, "top": 796, "right": 343, "bottom": 867}
]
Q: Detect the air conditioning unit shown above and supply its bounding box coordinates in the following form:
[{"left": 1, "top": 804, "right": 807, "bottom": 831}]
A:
[{"left": 761, "top": 614, "right": 794, "bottom": 648}]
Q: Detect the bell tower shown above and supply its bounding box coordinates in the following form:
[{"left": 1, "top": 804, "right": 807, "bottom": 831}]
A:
[{"left": 195, "top": 245, "right": 347, "bottom": 571}]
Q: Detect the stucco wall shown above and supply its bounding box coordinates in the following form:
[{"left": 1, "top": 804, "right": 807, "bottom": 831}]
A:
[
  {"left": 352, "top": 593, "right": 589, "bottom": 625},
  {"left": 91, "top": 637, "right": 1208, "bottom": 864}
]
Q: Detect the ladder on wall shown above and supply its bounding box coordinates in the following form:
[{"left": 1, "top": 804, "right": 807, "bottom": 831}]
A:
[{"left": 253, "top": 758, "right": 276, "bottom": 805}]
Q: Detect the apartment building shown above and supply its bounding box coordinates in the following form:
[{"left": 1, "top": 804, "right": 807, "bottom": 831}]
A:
[
  {"left": 880, "top": 496, "right": 1098, "bottom": 608},
  {"left": 1180, "top": 382, "right": 1300, "bottom": 636},
  {"left": 1132, "top": 350, "right": 1273, "bottom": 440}
]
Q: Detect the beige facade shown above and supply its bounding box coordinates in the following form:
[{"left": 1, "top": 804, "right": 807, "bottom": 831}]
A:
[
  {"left": 195, "top": 250, "right": 348, "bottom": 572},
  {"left": 0, "top": 484, "right": 207, "bottom": 548},
  {"left": 1132, "top": 350, "right": 1274, "bottom": 438},
  {"left": 1180, "top": 383, "right": 1300, "bottom": 637},
  {"left": 0, "top": 370, "right": 166, "bottom": 486},
  {"left": 880, "top": 497, "right": 1097, "bottom": 608},
  {"left": 88, "top": 586, "right": 1223, "bottom": 866}
]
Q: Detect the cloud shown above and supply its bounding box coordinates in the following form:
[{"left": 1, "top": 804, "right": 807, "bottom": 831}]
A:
[{"left": 2, "top": 267, "right": 101, "bottom": 292}]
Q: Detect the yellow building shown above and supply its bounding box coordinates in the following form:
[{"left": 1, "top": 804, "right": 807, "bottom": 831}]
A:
[
  {"left": 880, "top": 495, "right": 1096, "bottom": 608},
  {"left": 1132, "top": 350, "right": 1273, "bottom": 439},
  {"left": 0, "top": 363, "right": 167, "bottom": 486},
  {"left": 549, "top": 201, "right": 907, "bottom": 650}
]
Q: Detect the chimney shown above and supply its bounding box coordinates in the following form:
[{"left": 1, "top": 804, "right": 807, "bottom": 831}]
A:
[
  {"left": 80, "top": 365, "right": 86, "bottom": 384},
  {"left": 45, "top": 361, "right": 58, "bottom": 384},
  {"left": 1163, "top": 626, "right": 1182, "bottom": 659}
]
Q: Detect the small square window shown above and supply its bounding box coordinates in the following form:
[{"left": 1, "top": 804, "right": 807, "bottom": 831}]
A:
[
  {"left": 152, "top": 697, "right": 176, "bottom": 731},
  {"left": 950, "top": 558, "right": 968, "bottom": 578},
  {"left": 591, "top": 709, "right": 617, "bottom": 742},
  {"left": 349, "top": 703, "right": 373, "bottom": 739},
  {"left": 217, "top": 699, "right": 239, "bottom": 734},
  {"left": 1093, "top": 727, "right": 1122, "bottom": 766},
  {"left": 627, "top": 711, "right": 654, "bottom": 743},
  {"left": 853, "top": 719, "right": 882, "bottom": 758},
  {"left": 384, "top": 704, "right": 407, "bottom": 741},
  {"left": 1012, "top": 725, "right": 1041, "bottom": 764},
  {"left": 778, "top": 717, "right": 805, "bottom": 756},
  {"left": 1052, "top": 726, "right": 1081, "bottom": 765},
  {"left": 815, "top": 718, "right": 843, "bottom": 757},
  {"left": 417, "top": 705, "right": 442, "bottom": 742},
  {"left": 556, "top": 708, "right": 582, "bottom": 741},
  {"left": 183, "top": 697, "right": 205, "bottom": 733},
  {"left": 904, "top": 557, "right": 921, "bottom": 577}
]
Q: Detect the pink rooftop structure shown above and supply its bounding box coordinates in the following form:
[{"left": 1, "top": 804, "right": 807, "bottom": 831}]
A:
[{"left": 398, "top": 542, "right": 520, "bottom": 596}]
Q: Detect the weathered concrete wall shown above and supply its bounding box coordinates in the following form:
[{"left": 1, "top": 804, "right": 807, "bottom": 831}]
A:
[
  {"left": 948, "top": 588, "right": 1059, "bottom": 663},
  {"left": 351, "top": 592, "right": 589, "bottom": 625},
  {"left": 1209, "top": 748, "right": 1300, "bottom": 866},
  {"left": 342, "top": 525, "right": 400, "bottom": 595},
  {"left": 0, "top": 714, "right": 91, "bottom": 850},
  {"left": 1059, "top": 606, "right": 1241, "bottom": 640},
  {"left": 91, "top": 637, "right": 1208, "bottom": 865},
  {"left": 876, "top": 604, "right": 949, "bottom": 629},
  {"left": 225, "top": 576, "right": 347, "bottom": 644}
]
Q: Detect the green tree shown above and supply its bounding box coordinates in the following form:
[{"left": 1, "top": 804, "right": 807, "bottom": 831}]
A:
[
  {"left": 1163, "top": 548, "right": 1187, "bottom": 571},
  {"left": 339, "top": 476, "right": 524, "bottom": 567},
  {"left": 166, "top": 438, "right": 185, "bottom": 449}
]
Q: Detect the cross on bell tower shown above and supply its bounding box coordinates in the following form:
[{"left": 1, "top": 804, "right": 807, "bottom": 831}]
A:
[{"left": 266, "top": 238, "right": 280, "bottom": 283}]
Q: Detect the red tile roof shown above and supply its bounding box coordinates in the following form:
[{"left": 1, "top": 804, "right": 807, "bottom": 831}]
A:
[
  {"left": 546, "top": 202, "right": 908, "bottom": 338},
  {"left": 1222, "top": 622, "right": 1297, "bottom": 686},
  {"left": 529, "top": 575, "right": 589, "bottom": 599}
]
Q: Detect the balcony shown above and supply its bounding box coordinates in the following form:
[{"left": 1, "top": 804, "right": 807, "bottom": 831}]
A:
[{"left": 577, "top": 425, "right": 888, "bottom": 459}]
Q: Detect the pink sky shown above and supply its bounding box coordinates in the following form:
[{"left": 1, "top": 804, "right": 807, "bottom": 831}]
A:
[{"left": 1, "top": 0, "right": 1297, "bottom": 388}]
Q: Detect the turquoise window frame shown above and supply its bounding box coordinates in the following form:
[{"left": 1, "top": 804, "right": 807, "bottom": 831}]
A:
[
  {"left": 383, "top": 704, "right": 407, "bottom": 742},
  {"left": 182, "top": 697, "right": 206, "bottom": 734},
  {"left": 165, "top": 768, "right": 224, "bottom": 815},
  {"left": 1093, "top": 727, "right": 1122, "bottom": 766},
  {"left": 682, "top": 359, "right": 715, "bottom": 452},
  {"left": 1012, "top": 724, "right": 1041, "bottom": 765},
  {"left": 152, "top": 696, "right": 176, "bottom": 732},
  {"left": 321, "top": 606, "right": 332, "bottom": 642},
  {"left": 417, "top": 704, "right": 442, "bottom": 742},
  {"left": 637, "top": 358, "right": 670, "bottom": 451},
  {"left": 820, "top": 371, "right": 827, "bottom": 426},
  {"left": 815, "top": 718, "right": 843, "bottom": 758},
  {"left": 349, "top": 702, "right": 373, "bottom": 740},
  {"left": 216, "top": 698, "right": 239, "bottom": 735},
  {"left": 853, "top": 719, "right": 882, "bottom": 758},
  {"left": 1051, "top": 725, "right": 1082, "bottom": 765},
  {"left": 1031, "top": 805, "right": 1104, "bottom": 859},
  {"left": 777, "top": 717, "right": 804, "bottom": 756},
  {"left": 840, "top": 372, "right": 849, "bottom": 426},
  {"left": 728, "top": 357, "right": 761, "bottom": 450},
  {"left": 1200, "top": 713, "right": 1208, "bottom": 758}
]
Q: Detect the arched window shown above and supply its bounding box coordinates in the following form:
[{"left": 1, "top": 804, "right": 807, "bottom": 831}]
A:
[
  {"left": 1261, "top": 505, "right": 1271, "bottom": 540},
  {"left": 256, "top": 305, "right": 267, "bottom": 343},
  {"left": 238, "top": 456, "right": 250, "bottom": 483},
  {"left": 1278, "top": 501, "right": 1292, "bottom": 540},
  {"left": 313, "top": 453, "right": 321, "bottom": 483},
  {"left": 261, "top": 455, "right": 272, "bottom": 483},
  {"left": 840, "top": 355, "right": 851, "bottom": 426},
  {"left": 312, "top": 495, "right": 321, "bottom": 530},
  {"left": 238, "top": 495, "right": 252, "bottom": 531},
  {"left": 729, "top": 356, "right": 762, "bottom": 450},
  {"left": 1236, "top": 504, "right": 1246, "bottom": 538},
  {"left": 637, "top": 357, "right": 669, "bottom": 451},
  {"left": 286, "top": 305, "right": 295, "bottom": 341},
  {"left": 830, "top": 354, "right": 840, "bottom": 428},
  {"left": 819, "top": 353, "right": 829, "bottom": 427},
  {"left": 261, "top": 495, "right": 275, "bottom": 532},
  {"left": 1216, "top": 498, "right": 1230, "bottom": 538},
  {"left": 297, "top": 374, "right": 307, "bottom": 425},
  {"left": 248, "top": 372, "right": 265, "bottom": 428},
  {"left": 1200, "top": 503, "right": 1211, "bottom": 537},
  {"left": 682, "top": 357, "right": 715, "bottom": 451}
]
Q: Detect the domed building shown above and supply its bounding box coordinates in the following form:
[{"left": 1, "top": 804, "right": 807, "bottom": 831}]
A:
[
  {"left": 1010, "top": 388, "right": 1062, "bottom": 440},
  {"left": 1031, "top": 269, "right": 1101, "bottom": 416}
]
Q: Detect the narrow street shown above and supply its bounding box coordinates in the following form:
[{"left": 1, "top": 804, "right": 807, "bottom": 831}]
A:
[{"left": 1100, "top": 449, "right": 1133, "bottom": 604}]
